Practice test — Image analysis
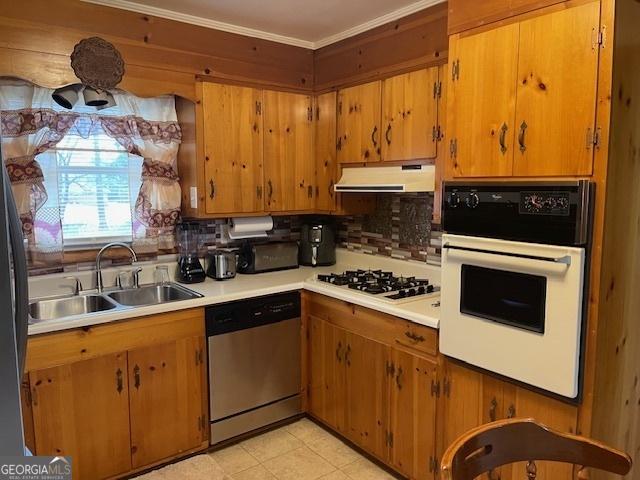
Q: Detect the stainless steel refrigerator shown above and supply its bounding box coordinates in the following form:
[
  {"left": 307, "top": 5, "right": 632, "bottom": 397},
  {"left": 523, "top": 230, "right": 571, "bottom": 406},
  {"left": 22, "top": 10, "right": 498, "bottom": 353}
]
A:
[{"left": 0, "top": 153, "right": 30, "bottom": 455}]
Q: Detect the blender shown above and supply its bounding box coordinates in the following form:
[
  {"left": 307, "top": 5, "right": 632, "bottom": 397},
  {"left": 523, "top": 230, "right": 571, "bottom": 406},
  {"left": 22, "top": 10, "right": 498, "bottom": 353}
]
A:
[{"left": 176, "top": 222, "right": 206, "bottom": 284}]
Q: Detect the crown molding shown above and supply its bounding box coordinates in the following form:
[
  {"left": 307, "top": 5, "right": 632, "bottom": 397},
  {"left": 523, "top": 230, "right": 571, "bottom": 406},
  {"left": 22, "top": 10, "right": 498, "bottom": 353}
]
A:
[
  {"left": 81, "top": 0, "right": 446, "bottom": 50},
  {"left": 81, "top": 0, "right": 316, "bottom": 48}
]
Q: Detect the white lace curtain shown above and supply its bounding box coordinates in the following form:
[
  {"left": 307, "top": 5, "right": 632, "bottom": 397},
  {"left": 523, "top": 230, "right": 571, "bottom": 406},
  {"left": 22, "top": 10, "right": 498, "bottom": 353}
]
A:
[{"left": 0, "top": 79, "right": 182, "bottom": 266}]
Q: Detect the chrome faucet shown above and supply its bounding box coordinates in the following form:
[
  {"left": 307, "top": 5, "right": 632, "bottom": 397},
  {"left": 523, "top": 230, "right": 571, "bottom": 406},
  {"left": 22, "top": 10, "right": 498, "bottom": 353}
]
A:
[{"left": 95, "top": 242, "right": 138, "bottom": 293}]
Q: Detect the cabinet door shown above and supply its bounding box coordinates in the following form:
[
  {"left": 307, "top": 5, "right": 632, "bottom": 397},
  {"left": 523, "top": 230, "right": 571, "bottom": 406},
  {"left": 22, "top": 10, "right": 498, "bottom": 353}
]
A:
[
  {"left": 448, "top": 23, "right": 519, "bottom": 177},
  {"left": 499, "top": 386, "right": 578, "bottom": 480},
  {"left": 308, "top": 316, "right": 347, "bottom": 434},
  {"left": 264, "top": 90, "right": 315, "bottom": 211},
  {"left": 345, "top": 331, "right": 390, "bottom": 460},
  {"left": 512, "top": 1, "right": 600, "bottom": 176},
  {"left": 202, "top": 83, "right": 264, "bottom": 215},
  {"left": 314, "top": 91, "right": 337, "bottom": 211},
  {"left": 30, "top": 353, "right": 131, "bottom": 480},
  {"left": 382, "top": 68, "right": 439, "bottom": 162},
  {"left": 337, "top": 81, "right": 382, "bottom": 164},
  {"left": 129, "top": 336, "right": 206, "bottom": 468},
  {"left": 389, "top": 350, "right": 438, "bottom": 480}
]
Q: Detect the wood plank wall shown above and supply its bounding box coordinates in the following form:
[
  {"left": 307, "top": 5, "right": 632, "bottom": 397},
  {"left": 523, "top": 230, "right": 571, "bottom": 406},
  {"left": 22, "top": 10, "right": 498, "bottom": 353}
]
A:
[
  {"left": 591, "top": 0, "right": 640, "bottom": 477},
  {"left": 0, "top": 0, "right": 448, "bottom": 98},
  {"left": 0, "top": 0, "right": 314, "bottom": 99},
  {"left": 314, "top": 2, "right": 448, "bottom": 91}
]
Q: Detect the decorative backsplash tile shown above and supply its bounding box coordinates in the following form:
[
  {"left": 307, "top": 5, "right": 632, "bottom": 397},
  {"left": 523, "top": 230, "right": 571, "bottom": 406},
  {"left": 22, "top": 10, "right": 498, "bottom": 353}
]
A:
[
  {"left": 338, "top": 193, "right": 441, "bottom": 264},
  {"left": 31, "top": 198, "right": 442, "bottom": 276}
]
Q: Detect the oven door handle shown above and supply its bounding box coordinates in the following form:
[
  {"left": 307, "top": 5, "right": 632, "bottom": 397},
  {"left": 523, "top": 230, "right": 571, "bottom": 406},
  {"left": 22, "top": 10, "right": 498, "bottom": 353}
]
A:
[{"left": 442, "top": 243, "right": 572, "bottom": 266}]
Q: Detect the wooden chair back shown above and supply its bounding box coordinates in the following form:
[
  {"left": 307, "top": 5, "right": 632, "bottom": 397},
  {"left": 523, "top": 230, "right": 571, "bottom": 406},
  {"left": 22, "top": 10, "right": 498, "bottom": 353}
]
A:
[{"left": 441, "top": 418, "right": 632, "bottom": 480}]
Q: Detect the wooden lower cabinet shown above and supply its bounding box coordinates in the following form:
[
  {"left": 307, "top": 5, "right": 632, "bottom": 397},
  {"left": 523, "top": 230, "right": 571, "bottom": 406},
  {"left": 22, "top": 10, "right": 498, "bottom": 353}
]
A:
[
  {"left": 306, "top": 293, "right": 439, "bottom": 480},
  {"left": 30, "top": 352, "right": 132, "bottom": 479},
  {"left": 24, "top": 309, "right": 208, "bottom": 480},
  {"left": 388, "top": 350, "right": 438, "bottom": 480},
  {"left": 344, "top": 331, "right": 390, "bottom": 459},
  {"left": 129, "top": 335, "right": 206, "bottom": 468},
  {"left": 440, "top": 359, "right": 578, "bottom": 480}
]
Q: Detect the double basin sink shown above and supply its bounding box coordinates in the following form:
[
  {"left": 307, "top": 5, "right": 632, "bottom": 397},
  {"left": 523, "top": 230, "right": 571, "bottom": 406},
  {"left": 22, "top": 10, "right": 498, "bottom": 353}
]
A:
[{"left": 29, "top": 283, "right": 203, "bottom": 323}]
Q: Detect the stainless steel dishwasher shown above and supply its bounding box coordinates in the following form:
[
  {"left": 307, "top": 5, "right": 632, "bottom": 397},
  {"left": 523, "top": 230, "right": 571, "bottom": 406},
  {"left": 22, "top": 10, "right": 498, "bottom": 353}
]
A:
[{"left": 206, "top": 292, "right": 301, "bottom": 444}]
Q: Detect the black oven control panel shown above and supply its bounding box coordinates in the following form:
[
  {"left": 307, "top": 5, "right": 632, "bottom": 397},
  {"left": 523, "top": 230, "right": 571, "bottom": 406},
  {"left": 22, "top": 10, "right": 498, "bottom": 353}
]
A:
[{"left": 442, "top": 181, "right": 592, "bottom": 246}]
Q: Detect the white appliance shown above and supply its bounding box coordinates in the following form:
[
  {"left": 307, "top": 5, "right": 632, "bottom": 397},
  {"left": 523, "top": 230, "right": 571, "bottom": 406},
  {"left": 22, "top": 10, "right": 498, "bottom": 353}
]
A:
[
  {"left": 440, "top": 234, "right": 585, "bottom": 397},
  {"left": 335, "top": 165, "right": 435, "bottom": 193},
  {"left": 440, "top": 181, "right": 592, "bottom": 399}
]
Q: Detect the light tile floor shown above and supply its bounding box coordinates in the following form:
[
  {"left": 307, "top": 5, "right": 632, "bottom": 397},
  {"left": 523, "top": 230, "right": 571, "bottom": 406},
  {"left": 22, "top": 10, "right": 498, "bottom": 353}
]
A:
[{"left": 211, "top": 419, "right": 398, "bottom": 480}]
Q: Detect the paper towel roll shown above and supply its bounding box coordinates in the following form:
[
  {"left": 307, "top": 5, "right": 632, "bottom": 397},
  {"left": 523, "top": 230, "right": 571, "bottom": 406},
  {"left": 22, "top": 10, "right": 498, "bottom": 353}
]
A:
[{"left": 229, "top": 216, "right": 273, "bottom": 239}]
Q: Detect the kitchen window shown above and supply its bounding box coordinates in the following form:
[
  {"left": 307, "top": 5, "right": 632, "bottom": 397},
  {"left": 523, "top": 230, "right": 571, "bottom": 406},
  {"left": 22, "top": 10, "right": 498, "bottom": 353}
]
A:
[{"left": 37, "top": 130, "right": 143, "bottom": 248}]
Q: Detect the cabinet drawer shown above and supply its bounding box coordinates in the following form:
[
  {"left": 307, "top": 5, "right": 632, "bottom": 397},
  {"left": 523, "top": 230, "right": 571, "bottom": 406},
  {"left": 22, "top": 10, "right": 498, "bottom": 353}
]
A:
[
  {"left": 393, "top": 320, "right": 438, "bottom": 357},
  {"left": 304, "top": 292, "right": 438, "bottom": 358}
]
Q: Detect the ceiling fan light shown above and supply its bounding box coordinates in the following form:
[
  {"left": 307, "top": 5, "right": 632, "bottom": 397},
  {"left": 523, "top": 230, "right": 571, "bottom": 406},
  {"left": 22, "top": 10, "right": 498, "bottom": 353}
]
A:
[
  {"left": 52, "top": 83, "right": 82, "bottom": 109},
  {"left": 95, "top": 91, "right": 117, "bottom": 111},
  {"left": 83, "top": 87, "right": 109, "bottom": 107}
]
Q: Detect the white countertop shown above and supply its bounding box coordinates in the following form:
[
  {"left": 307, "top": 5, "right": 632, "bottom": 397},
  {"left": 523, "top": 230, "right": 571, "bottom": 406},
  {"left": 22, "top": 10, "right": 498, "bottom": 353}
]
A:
[{"left": 27, "top": 249, "right": 441, "bottom": 336}]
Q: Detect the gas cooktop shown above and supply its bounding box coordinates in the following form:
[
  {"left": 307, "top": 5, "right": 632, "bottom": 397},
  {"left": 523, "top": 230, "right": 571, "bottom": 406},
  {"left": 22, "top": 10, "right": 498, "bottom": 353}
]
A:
[{"left": 316, "top": 269, "right": 440, "bottom": 302}]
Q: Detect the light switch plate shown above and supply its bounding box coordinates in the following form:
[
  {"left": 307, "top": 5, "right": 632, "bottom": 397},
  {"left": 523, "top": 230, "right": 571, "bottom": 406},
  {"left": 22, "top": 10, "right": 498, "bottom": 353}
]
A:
[{"left": 190, "top": 186, "right": 198, "bottom": 209}]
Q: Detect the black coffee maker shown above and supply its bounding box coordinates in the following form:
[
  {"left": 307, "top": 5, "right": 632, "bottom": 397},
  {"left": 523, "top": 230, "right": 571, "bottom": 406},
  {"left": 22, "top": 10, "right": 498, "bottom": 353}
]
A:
[
  {"left": 176, "top": 222, "right": 206, "bottom": 283},
  {"left": 299, "top": 216, "right": 336, "bottom": 267}
]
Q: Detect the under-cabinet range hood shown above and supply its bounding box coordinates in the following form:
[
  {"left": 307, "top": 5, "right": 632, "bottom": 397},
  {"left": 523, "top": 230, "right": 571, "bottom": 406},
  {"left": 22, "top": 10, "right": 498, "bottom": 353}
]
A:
[{"left": 335, "top": 165, "right": 435, "bottom": 193}]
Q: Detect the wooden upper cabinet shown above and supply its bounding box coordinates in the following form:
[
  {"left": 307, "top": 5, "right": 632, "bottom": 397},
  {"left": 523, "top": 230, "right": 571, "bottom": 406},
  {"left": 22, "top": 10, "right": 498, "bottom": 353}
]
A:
[
  {"left": 447, "top": 0, "right": 601, "bottom": 179},
  {"left": 448, "top": 23, "right": 520, "bottom": 177},
  {"left": 263, "top": 90, "right": 314, "bottom": 211},
  {"left": 201, "top": 83, "right": 264, "bottom": 215},
  {"left": 29, "top": 353, "right": 132, "bottom": 480},
  {"left": 129, "top": 336, "right": 206, "bottom": 469},
  {"left": 448, "top": 0, "right": 566, "bottom": 34},
  {"left": 382, "top": 68, "right": 439, "bottom": 162},
  {"left": 512, "top": 1, "right": 600, "bottom": 176},
  {"left": 314, "top": 91, "right": 337, "bottom": 212},
  {"left": 337, "top": 81, "right": 382, "bottom": 164}
]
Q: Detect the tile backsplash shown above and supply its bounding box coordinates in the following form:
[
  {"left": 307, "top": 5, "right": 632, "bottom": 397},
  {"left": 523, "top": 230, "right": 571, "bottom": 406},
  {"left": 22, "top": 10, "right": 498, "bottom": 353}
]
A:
[
  {"left": 32, "top": 197, "right": 442, "bottom": 277},
  {"left": 338, "top": 193, "right": 441, "bottom": 264}
]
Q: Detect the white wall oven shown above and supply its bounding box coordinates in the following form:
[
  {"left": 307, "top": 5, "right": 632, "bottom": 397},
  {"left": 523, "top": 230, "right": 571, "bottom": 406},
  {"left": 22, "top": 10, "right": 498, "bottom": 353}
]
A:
[{"left": 440, "top": 181, "right": 593, "bottom": 399}]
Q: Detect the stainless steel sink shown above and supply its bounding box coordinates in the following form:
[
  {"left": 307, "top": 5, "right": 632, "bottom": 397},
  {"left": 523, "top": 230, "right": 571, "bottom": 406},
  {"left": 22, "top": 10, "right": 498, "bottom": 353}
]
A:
[
  {"left": 29, "top": 283, "right": 202, "bottom": 324},
  {"left": 29, "top": 294, "right": 118, "bottom": 322},
  {"left": 106, "top": 284, "right": 202, "bottom": 307}
]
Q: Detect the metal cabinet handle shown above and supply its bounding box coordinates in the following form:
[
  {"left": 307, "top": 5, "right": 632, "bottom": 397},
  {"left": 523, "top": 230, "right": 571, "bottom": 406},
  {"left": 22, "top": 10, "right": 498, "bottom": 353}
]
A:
[
  {"left": 209, "top": 179, "right": 215, "bottom": 199},
  {"left": 507, "top": 404, "right": 516, "bottom": 419},
  {"left": 133, "top": 365, "right": 141, "bottom": 389},
  {"left": 345, "top": 344, "right": 351, "bottom": 367},
  {"left": 371, "top": 126, "right": 378, "bottom": 147},
  {"left": 489, "top": 397, "right": 498, "bottom": 422},
  {"left": 308, "top": 185, "right": 313, "bottom": 198},
  {"left": 385, "top": 124, "right": 392, "bottom": 145},
  {"left": 336, "top": 341, "right": 343, "bottom": 363},
  {"left": 116, "top": 368, "right": 123, "bottom": 393},
  {"left": 267, "top": 180, "right": 274, "bottom": 201},
  {"left": 329, "top": 180, "right": 334, "bottom": 198},
  {"left": 395, "top": 366, "right": 403, "bottom": 390},
  {"left": 499, "top": 123, "right": 508, "bottom": 154},
  {"left": 404, "top": 331, "right": 425, "bottom": 343},
  {"left": 518, "top": 121, "right": 528, "bottom": 153},
  {"left": 256, "top": 185, "right": 263, "bottom": 199}
]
